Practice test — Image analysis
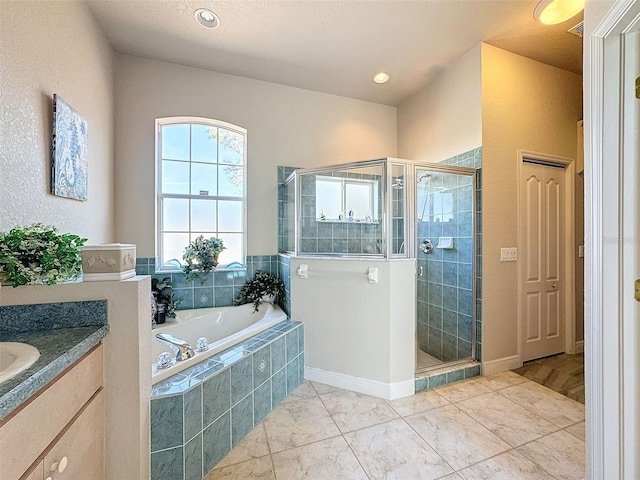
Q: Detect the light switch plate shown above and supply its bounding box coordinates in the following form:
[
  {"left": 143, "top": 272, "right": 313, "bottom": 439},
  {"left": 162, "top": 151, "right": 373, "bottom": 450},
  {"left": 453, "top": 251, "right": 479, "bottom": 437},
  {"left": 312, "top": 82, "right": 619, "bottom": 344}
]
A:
[{"left": 500, "top": 247, "right": 518, "bottom": 262}]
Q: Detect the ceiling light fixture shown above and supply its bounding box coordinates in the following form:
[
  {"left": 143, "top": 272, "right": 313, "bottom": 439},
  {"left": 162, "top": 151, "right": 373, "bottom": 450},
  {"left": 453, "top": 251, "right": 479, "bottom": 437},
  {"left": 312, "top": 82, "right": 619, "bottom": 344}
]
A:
[
  {"left": 534, "top": 0, "right": 584, "bottom": 25},
  {"left": 373, "top": 72, "right": 390, "bottom": 84},
  {"left": 194, "top": 8, "right": 220, "bottom": 29}
]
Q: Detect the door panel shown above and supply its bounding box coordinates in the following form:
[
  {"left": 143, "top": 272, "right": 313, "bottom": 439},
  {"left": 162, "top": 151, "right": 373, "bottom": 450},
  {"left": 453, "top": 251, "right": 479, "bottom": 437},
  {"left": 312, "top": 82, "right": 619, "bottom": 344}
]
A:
[{"left": 521, "top": 161, "right": 565, "bottom": 361}]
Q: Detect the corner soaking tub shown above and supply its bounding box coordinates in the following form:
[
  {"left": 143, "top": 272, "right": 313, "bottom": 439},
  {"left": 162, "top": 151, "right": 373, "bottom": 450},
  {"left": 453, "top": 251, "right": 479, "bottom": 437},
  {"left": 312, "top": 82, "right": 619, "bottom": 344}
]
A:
[{"left": 151, "top": 302, "right": 287, "bottom": 383}]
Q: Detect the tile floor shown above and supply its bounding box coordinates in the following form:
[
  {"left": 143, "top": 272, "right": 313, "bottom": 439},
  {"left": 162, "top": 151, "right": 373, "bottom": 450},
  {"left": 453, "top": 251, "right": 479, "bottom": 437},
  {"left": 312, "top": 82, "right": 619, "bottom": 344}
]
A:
[
  {"left": 512, "top": 353, "right": 585, "bottom": 404},
  {"left": 205, "top": 372, "right": 585, "bottom": 479}
]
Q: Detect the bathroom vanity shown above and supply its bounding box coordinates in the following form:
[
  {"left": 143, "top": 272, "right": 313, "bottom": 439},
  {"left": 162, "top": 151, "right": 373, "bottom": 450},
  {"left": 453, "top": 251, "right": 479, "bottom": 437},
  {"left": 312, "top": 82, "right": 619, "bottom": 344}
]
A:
[
  {"left": 0, "top": 345, "right": 105, "bottom": 479},
  {"left": 0, "top": 299, "right": 109, "bottom": 480}
]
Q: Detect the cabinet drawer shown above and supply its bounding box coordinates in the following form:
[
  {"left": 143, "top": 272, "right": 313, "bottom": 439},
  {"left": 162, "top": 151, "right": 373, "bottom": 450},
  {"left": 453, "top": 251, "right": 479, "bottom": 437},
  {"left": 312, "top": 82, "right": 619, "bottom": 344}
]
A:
[
  {"left": 0, "top": 345, "right": 103, "bottom": 480},
  {"left": 43, "top": 390, "right": 104, "bottom": 480}
]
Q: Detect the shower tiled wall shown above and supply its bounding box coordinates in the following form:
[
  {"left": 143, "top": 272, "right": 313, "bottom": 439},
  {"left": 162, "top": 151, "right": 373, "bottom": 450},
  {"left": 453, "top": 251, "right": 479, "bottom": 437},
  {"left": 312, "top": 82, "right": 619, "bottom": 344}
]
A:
[
  {"left": 392, "top": 178, "right": 405, "bottom": 254},
  {"left": 416, "top": 147, "right": 482, "bottom": 363},
  {"left": 277, "top": 254, "right": 291, "bottom": 316},
  {"left": 277, "top": 166, "right": 384, "bottom": 255},
  {"left": 278, "top": 166, "right": 298, "bottom": 253},
  {"left": 137, "top": 255, "right": 281, "bottom": 311}
]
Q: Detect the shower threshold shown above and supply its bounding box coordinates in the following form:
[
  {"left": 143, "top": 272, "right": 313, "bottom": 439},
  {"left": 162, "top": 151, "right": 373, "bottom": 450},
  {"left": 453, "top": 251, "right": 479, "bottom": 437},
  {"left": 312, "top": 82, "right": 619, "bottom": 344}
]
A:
[{"left": 415, "top": 358, "right": 481, "bottom": 391}]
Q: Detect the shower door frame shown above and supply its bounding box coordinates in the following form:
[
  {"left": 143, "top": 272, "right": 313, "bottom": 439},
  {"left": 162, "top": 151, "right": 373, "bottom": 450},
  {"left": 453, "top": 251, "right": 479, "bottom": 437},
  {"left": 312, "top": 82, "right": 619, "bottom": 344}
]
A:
[{"left": 403, "top": 160, "right": 478, "bottom": 373}]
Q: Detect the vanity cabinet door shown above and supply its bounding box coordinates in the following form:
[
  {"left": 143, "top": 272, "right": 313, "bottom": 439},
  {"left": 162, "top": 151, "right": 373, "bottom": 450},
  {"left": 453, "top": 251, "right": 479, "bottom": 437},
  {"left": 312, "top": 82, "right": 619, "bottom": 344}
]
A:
[{"left": 42, "top": 390, "right": 104, "bottom": 480}]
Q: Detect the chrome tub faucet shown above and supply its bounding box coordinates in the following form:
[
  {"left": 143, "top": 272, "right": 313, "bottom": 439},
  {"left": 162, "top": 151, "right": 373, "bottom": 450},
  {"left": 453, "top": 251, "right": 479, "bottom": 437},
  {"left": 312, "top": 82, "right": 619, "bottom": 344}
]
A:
[{"left": 155, "top": 333, "right": 195, "bottom": 361}]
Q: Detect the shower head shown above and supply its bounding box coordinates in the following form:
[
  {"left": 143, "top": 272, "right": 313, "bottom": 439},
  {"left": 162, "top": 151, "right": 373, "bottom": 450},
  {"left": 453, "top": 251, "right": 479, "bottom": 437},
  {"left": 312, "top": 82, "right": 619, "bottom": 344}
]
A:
[{"left": 417, "top": 173, "right": 431, "bottom": 183}]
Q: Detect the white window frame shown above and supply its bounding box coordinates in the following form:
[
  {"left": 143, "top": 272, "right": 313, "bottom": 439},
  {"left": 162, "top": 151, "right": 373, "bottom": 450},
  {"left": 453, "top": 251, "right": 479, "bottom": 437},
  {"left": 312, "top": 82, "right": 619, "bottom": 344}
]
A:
[
  {"left": 315, "top": 175, "right": 379, "bottom": 221},
  {"left": 155, "top": 116, "right": 247, "bottom": 271}
]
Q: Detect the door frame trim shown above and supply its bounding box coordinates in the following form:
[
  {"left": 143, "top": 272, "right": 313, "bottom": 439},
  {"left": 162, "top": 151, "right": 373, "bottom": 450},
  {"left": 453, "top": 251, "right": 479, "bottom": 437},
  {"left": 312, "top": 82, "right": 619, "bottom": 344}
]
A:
[
  {"left": 587, "top": 1, "right": 640, "bottom": 477},
  {"left": 516, "top": 150, "right": 576, "bottom": 363}
]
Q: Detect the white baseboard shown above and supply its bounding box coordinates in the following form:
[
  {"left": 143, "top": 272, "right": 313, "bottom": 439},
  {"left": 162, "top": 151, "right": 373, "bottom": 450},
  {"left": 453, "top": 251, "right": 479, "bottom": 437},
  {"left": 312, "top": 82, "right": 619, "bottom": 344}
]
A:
[
  {"left": 304, "top": 366, "right": 414, "bottom": 400},
  {"left": 481, "top": 355, "right": 522, "bottom": 376},
  {"left": 575, "top": 340, "right": 584, "bottom": 354}
]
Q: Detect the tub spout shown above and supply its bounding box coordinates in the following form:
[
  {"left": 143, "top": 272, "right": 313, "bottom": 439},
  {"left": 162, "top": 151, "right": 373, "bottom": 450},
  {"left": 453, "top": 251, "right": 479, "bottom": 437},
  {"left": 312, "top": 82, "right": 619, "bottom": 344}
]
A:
[{"left": 155, "top": 333, "right": 195, "bottom": 361}]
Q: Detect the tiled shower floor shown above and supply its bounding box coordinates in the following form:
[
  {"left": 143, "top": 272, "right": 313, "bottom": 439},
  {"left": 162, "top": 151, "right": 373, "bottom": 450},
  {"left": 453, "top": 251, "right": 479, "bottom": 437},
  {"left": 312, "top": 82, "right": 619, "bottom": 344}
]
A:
[
  {"left": 205, "top": 372, "right": 585, "bottom": 479},
  {"left": 417, "top": 349, "right": 443, "bottom": 370}
]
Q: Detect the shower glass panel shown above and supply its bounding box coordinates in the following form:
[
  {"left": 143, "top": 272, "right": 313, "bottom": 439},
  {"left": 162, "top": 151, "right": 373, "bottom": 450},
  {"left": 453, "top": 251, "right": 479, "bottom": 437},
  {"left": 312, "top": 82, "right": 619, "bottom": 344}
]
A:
[
  {"left": 298, "top": 164, "right": 384, "bottom": 256},
  {"left": 391, "top": 163, "right": 406, "bottom": 255},
  {"left": 416, "top": 167, "right": 475, "bottom": 370},
  {"left": 280, "top": 158, "right": 476, "bottom": 373},
  {"left": 282, "top": 177, "right": 296, "bottom": 253}
]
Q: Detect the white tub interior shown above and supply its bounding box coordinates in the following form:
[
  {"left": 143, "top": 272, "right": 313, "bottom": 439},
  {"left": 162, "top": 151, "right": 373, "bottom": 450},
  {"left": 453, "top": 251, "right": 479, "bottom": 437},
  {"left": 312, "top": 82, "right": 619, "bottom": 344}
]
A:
[{"left": 151, "top": 302, "right": 287, "bottom": 383}]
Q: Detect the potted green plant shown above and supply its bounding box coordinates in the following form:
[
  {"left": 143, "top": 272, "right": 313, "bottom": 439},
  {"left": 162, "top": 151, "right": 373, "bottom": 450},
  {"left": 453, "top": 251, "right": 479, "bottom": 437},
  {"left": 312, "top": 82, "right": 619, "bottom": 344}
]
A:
[
  {"left": 0, "top": 223, "right": 87, "bottom": 287},
  {"left": 234, "top": 270, "right": 285, "bottom": 312},
  {"left": 151, "top": 276, "right": 182, "bottom": 319},
  {"left": 182, "top": 235, "right": 226, "bottom": 283}
]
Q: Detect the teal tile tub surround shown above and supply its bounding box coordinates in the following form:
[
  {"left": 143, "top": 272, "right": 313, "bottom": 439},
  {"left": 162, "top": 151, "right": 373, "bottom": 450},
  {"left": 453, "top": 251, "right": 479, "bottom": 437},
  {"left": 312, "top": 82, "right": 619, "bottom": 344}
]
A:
[
  {"left": 137, "top": 255, "right": 284, "bottom": 312},
  {"left": 150, "top": 320, "right": 304, "bottom": 480}
]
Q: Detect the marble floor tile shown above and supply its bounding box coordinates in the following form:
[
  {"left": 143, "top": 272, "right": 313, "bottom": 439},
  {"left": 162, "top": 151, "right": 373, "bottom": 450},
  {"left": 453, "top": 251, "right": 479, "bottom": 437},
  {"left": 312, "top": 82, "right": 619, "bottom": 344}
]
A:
[
  {"left": 311, "top": 381, "right": 341, "bottom": 395},
  {"left": 499, "top": 381, "right": 585, "bottom": 428},
  {"left": 473, "top": 371, "right": 529, "bottom": 391},
  {"left": 456, "top": 449, "right": 554, "bottom": 480},
  {"left": 281, "top": 380, "right": 318, "bottom": 403},
  {"left": 204, "top": 456, "right": 275, "bottom": 480},
  {"left": 205, "top": 379, "right": 586, "bottom": 480},
  {"left": 517, "top": 430, "right": 585, "bottom": 480},
  {"left": 262, "top": 396, "right": 340, "bottom": 453},
  {"left": 457, "top": 392, "right": 558, "bottom": 447},
  {"left": 432, "top": 378, "right": 492, "bottom": 403},
  {"left": 344, "top": 419, "right": 453, "bottom": 479},
  {"left": 215, "top": 423, "right": 270, "bottom": 469},
  {"left": 320, "top": 389, "right": 399, "bottom": 433},
  {"left": 271, "top": 436, "right": 368, "bottom": 480},
  {"left": 405, "top": 404, "right": 510, "bottom": 470},
  {"left": 386, "top": 389, "right": 450, "bottom": 417},
  {"left": 564, "top": 421, "right": 585, "bottom": 441}
]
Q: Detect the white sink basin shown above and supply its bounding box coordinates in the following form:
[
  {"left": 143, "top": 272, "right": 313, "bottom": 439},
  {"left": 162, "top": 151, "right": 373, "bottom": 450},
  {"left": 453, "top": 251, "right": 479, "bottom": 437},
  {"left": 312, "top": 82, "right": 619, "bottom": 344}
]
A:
[{"left": 0, "top": 342, "right": 40, "bottom": 384}]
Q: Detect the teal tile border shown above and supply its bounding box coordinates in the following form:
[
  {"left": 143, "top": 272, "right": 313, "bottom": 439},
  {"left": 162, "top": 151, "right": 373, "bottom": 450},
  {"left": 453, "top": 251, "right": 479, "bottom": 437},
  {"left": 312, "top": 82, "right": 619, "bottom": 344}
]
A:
[
  {"left": 138, "top": 255, "right": 282, "bottom": 311},
  {"left": 150, "top": 320, "right": 304, "bottom": 480},
  {"left": 415, "top": 361, "right": 481, "bottom": 392}
]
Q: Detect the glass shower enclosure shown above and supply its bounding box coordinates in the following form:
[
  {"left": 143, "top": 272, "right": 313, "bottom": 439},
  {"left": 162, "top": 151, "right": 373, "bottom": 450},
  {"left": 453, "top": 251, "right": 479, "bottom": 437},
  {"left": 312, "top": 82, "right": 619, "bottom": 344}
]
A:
[{"left": 281, "top": 158, "right": 477, "bottom": 373}]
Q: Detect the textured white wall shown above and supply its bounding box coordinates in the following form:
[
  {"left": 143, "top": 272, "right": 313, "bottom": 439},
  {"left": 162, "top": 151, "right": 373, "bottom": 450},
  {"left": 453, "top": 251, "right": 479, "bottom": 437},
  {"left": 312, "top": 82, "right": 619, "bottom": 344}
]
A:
[
  {"left": 114, "top": 55, "right": 397, "bottom": 256},
  {"left": 396, "top": 43, "right": 582, "bottom": 367},
  {"left": 290, "top": 258, "right": 415, "bottom": 387},
  {"left": 397, "top": 44, "right": 482, "bottom": 163},
  {"left": 0, "top": 1, "right": 115, "bottom": 243},
  {"left": 481, "top": 44, "right": 583, "bottom": 363}
]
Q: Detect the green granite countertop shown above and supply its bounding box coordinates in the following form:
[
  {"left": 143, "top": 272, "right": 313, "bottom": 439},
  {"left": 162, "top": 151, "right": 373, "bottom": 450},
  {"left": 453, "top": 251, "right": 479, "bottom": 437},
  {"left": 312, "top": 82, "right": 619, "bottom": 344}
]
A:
[
  {"left": 0, "top": 325, "right": 109, "bottom": 420},
  {"left": 0, "top": 299, "right": 110, "bottom": 421}
]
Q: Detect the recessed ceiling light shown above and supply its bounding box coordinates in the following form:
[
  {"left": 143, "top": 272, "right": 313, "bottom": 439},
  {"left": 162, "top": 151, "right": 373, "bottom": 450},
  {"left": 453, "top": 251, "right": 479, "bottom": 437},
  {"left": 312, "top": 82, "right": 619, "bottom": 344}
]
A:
[
  {"left": 534, "top": 0, "right": 584, "bottom": 25},
  {"left": 373, "top": 72, "right": 390, "bottom": 84},
  {"left": 194, "top": 8, "right": 220, "bottom": 29}
]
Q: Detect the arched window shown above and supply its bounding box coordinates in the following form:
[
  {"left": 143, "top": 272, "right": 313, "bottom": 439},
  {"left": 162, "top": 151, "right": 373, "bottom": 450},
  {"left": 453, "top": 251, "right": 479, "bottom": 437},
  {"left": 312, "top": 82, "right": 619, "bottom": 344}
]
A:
[{"left": 156, "top": 117, "right": 246, "bottom": 269}]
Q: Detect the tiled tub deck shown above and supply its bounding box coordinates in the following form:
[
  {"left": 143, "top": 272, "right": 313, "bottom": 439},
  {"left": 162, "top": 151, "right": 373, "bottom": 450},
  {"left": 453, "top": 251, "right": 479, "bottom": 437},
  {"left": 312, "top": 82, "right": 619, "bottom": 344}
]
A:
[{"left": 150, "top": 320, "right": 304, "bottom": 480}]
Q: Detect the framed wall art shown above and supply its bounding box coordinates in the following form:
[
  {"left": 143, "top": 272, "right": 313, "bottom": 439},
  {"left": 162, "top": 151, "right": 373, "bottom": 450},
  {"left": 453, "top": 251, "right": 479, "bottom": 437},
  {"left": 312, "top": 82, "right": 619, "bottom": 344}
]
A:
[{"left": 51, "top": 94, "right": 88, "bottom": 201}]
